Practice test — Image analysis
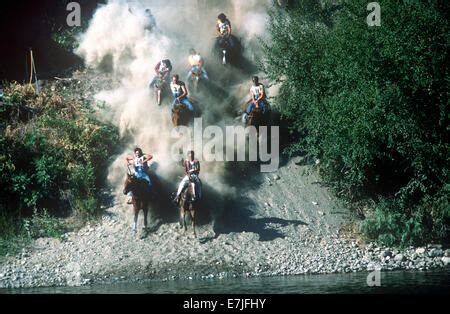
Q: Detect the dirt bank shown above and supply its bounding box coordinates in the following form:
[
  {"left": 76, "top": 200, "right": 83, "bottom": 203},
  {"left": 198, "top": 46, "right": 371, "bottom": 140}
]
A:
[{"left": 1, "top": 155, "right": 448, "bottom": 288}]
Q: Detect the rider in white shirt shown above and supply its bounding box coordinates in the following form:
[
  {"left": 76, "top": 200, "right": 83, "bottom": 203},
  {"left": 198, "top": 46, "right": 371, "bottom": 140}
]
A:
[
  {"left": 170, "top": 74, "right": 194, "bottom": 112},
  {"left": 173, "top": 151, "right": 202, "bottom": 204},
  {"left": 187, "top": 48, "right": 209, "bottom": 81},
  {"left": 244, "top": 76, "right": 267, "bottom": 121}
]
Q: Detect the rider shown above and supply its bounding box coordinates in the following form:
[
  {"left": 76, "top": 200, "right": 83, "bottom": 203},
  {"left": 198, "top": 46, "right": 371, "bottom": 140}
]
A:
[
  {"left": 149, "top": 59, "right": 172, "bottom": 89},
  {"left": 173, "top": 150, "right": 202, "bottom": 204},
  {"left": 125, "top": 147, "right": 153, "bottom": 204},
  {"left": 216, "top": 13, "right": 234, "bottom": 47},
  {"left": 144, "top": 8, "right": 157, "bottom": 32},
  {"left": 243, "top": 76, "right": 267, "bottom": 121},
  {"left": 170, "top": 74, "right": 194, "bottom": 112},
  {"left": 187, "top": 48, "right": 209, "bottom": 81}
]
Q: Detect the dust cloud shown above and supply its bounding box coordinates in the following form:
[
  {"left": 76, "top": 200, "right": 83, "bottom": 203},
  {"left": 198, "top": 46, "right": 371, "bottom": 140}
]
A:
[{"left": 76, "top": 0, "right": 273, "bottom": 222}]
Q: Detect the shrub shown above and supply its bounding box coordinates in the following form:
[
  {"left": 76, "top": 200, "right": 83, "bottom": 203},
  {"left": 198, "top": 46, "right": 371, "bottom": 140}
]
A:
[
  {"left": 23, "top": 208, "right": 66, "bottom": 239},
  {"left": 262, "top": 0, "right": 449, "bottom": 245},
  {"left": 0, "top": 81, "right": 120, "bottom": 251}
]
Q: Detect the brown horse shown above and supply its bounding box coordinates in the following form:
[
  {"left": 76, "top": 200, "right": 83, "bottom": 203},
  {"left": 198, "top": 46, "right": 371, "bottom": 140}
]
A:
[
  {"left": 247, "top": 107, "right": 266, "bottom": 137},
  {"left": 177, "top": 177, "right": 198, "bottom": 237},
  {"left": 123, "top": 174, "right": 151, "bottom": 234},
  {"left": 172, "top": 103, "right": 192, "bottom": 128}
]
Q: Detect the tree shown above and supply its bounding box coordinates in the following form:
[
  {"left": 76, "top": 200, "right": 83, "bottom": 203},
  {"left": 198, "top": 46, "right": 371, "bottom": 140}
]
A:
[{"left": 262, "top": 0, "right": 449, "bottom": 246}]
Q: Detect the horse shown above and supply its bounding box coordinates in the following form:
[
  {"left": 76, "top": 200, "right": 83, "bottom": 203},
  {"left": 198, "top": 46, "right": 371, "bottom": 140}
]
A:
[
  {"left": 172, "top": 103, "right": 192, "bottom": 128},
  {"left": 155, "top": 77, "right": 169, "bottom": 106},
  {"left": 188, "top": 68, "right": 202, "bottom": 94},
  {"left": 177, "top": 175, "right": 199, "bottom": 237},
  {"left": 215, "top": 34, "right": 242, "bottom": 66},
  {"left": 244, "top": 99, "right": 268, "bottom": 138},
  {"left": 123, "top": 173, "right": 151, "bottom": 234},
  {"left": 248, "top": 107, "right": 265, "bottom": 132}
]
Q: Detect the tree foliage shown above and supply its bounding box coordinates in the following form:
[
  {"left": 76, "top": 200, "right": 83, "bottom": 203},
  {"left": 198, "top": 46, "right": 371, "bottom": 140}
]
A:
[
  {"left": 0, "top": 83, "right": 120, "bottom": 231},
  {"left": 262, "top": 0, "right": 449, "bottom": 246}
]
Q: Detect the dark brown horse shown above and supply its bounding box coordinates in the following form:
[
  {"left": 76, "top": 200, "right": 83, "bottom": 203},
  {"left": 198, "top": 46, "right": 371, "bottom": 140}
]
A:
[
  {"left": 247, "top": 106, "right": 266, "bottom": 138},
  {"left": 172, "top": 103, "right": 192, "bottom": 128},
  {"left": 123, "top": 174, "right": 151, "bottom": 234},
  {"left": 177, "top": 177, "right": 198, "bottom": 237}
]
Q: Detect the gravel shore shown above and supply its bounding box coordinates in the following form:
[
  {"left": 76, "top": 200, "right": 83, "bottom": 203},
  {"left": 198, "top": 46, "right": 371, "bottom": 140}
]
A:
[{"left": 1, "top": 159, "right": 448, "bottom": 289}]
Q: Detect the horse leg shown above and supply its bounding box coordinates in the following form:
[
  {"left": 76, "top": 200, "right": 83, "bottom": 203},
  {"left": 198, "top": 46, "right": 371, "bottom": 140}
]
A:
[
  {"left": 132, "top": 208, "right": 138, "bottom": 234},
  {"left": 183, "top": 209, "right": 187, "bottom": 232},
  {"left": 191, "top": 183, "right": 196, "bottom": 202},
  {"left": 157, "top": 89, "right": 161, "bottom": 106},
  {"left": 191, "top": 207, "right": 196, "bottom": 238},
  {"left": 143, "top": 205, "right": 148, "bottom": 231},
  {"left": 179, "top": 207, "right": 184, "bottom": 229}
]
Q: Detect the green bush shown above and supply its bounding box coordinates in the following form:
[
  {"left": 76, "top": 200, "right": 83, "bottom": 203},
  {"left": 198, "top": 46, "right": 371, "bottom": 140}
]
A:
[
  {"left": 262, "top": 0, "right": 449, "bottom": 245},
  {"left": 51, "top": 25, "right": 87, "bottom": 51},
  {"left": 0, "top": 211, "right": 29, "bottom": 256},
  {"left": 0, "top": 82, "right": 120, "bottom": 251},
  {"left": 360, "top": 185, "right": 449, "bottom": 247},
  {"left": 23, "top": 208, "right": 66, "bottom": 239}
]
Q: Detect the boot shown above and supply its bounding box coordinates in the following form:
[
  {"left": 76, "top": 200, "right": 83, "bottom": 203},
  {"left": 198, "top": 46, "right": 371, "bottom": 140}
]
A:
[{"left": 242, "top": 112, "right": 248, "bottom": 123}]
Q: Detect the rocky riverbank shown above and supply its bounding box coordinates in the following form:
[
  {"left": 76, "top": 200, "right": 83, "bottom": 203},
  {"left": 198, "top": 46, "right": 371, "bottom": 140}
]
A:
[{"left": 1, "top": 159, "right": 448, "bottom": 289}]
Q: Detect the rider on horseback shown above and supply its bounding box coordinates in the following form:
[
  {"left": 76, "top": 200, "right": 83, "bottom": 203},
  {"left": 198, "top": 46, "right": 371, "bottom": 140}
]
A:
[
  {"left": 144, "top": 8, "right": 157, "bottom": 32},
  {"left": 125, "top": 147, "right": 153, "bottom": 204},
  {"left": 173, "top": 151, "right": 202, "bottom": 204},
  {"left": 243, "top": 76, "right": 267, "bottom": 122},
  {"left": 187, "top": 48, "right": 209, "bottom": 81},
  {"left": 149, "top": 59, "right": 172, "bottom": 89},
  {"left": 217, "top": 13, "right": 232, "bottom": 37},
  {"left": 216, "top": 13, "right": 235, "bottom": 48},
  {"left": 170, "top": 74, "right": 194, "bottom": 112}
]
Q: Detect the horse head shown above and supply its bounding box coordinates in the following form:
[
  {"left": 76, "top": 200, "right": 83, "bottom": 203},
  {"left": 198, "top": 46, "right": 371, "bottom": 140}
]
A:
[
  {"left": 172, "top": 107, "right": 181, "bottom": 127},
  {"left": 172, "top": 105, "right": 189, "bottom": 128},
  {"left": 123, "top": 173, "right": 135, "bottom": 195}
]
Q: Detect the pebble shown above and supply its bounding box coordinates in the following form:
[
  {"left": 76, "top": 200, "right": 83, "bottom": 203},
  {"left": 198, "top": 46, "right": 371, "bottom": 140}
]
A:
[
  {"left": 416, "top": 248, "right": 426, "bottom": 255},
  {"left": 429, "top": 248, "right": 443, "bottom": 257},
  {"left": 0, "top": 211, "right": 446, "bottom": 289},
  {"left": 383, "top": 250, "right": 393, "bottom": 258},
  {"left": 394, "top": 254, "right": 405, "bottom": 262},
  {"left": 294, "top": 157, "right": 305, "bottom": 165}
]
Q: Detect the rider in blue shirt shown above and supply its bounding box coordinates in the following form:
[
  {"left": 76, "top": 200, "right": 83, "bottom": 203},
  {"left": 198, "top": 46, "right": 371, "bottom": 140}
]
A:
[{"left": 125, "top": 147, "right": 153, "bottom": 204}]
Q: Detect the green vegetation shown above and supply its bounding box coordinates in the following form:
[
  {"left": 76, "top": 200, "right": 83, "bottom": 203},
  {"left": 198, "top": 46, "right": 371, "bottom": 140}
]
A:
[
  {"left": 0, "top": 83, "right": 120, "bottom": 255},
  {"left": 52, "top": 26, "right": 87, "bottom": 51},
  {"left": 262, "top": 0, "right": 449, "bottom": 246},
  {"left": 52, "top": 27, "right": 82, "bottom": 51}
]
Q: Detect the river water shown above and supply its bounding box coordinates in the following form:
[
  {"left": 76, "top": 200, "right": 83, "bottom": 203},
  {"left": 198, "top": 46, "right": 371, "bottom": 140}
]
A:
[{"left": 3, "top": 269, "right": 449, "bottom": 294}]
